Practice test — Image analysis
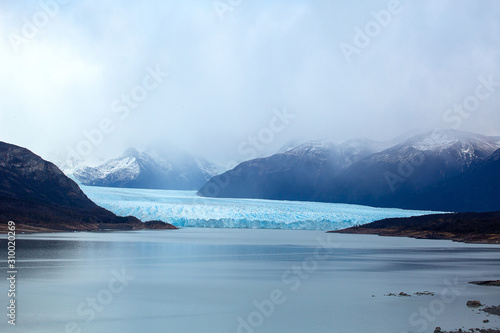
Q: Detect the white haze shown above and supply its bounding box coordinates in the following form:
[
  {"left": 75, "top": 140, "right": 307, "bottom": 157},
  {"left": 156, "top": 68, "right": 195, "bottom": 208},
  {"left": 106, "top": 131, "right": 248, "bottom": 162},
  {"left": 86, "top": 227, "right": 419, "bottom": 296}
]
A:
[{"left": 1, "top": 0, "right": 499, "bottom": 167}]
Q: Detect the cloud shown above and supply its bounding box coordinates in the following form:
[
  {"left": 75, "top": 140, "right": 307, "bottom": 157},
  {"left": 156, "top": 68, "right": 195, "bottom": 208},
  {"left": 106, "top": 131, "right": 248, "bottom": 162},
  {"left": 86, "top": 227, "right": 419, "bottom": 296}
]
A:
[{"left": 1, "top": 0, "right": 499, "bottom": 166}]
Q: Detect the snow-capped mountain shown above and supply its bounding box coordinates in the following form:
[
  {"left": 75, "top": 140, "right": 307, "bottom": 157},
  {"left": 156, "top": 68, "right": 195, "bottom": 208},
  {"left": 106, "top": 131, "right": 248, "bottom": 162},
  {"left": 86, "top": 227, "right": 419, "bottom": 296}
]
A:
[
  {"left": 399, "top": 129, "right": 500, "bottom": 161},
  {"left": 199, "top": 129, "right": 500, "bottom": 212},
  {"left": 0, "top": 141, "right": 159, "bottom": 229},
  {"left": 74, "top": 148, "right": 221, "bottom": 190},
  {"left": 198, "top": 137, "right": 387, "bottom": 200},
  {"left": 318, "top": 129, "right": 500, "bottom": 208}
]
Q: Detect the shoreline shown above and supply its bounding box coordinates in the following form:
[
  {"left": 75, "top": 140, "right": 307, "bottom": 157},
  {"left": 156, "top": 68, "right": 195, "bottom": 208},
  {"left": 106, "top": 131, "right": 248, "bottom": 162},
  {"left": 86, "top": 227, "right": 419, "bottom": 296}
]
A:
[
  {"left": 329, "top": 211, "right": 500, "bottom": 244},
  {"left": 330, "top": 228, "right": 500, "bottom": 244},
  {"left": 0, "top": 220, "right": 178, "bottom": 234}
]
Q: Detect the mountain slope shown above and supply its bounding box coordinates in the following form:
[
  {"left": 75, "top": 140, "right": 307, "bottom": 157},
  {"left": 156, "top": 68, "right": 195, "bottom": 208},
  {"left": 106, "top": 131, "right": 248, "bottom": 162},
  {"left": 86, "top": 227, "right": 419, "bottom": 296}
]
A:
[
  {"left": 74, "top": 148, "right": 220, "bottom": 190},
  {"left": 198, "top": 138, "right": 387, "bottom": 200},
  {"left": 416, "top": 148, "right": 500, "bottom": 212},
  {"left": 199, "top": 130, "right": 500, "bottom": 212},
  {"left": 0, "top": 142, "right": 176, "bottom": 231},
  {"left": 318, "top": 129, "right": 500, "bottom": 210}
]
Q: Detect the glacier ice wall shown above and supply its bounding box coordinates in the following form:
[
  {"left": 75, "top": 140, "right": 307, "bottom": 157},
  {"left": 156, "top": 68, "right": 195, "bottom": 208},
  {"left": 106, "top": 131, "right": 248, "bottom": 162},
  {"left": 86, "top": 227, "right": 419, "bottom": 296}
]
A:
[{"left": 82, "top": 186, "right": 445, "bottom": 231}]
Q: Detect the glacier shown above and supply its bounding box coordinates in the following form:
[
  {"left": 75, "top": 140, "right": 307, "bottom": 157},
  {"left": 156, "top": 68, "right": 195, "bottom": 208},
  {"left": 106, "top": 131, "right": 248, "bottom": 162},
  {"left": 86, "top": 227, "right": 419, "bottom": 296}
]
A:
[{"left": 82, "top": 186, "right": 446, "bottom": 231}]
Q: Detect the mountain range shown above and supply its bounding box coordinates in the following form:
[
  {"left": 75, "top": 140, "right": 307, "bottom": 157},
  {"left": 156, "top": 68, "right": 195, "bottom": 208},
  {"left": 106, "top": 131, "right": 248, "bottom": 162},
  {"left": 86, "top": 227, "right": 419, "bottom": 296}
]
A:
[
  {"left": 0, "top": 142, "right": 176, "bottom": 232},
  {"left": 198, "top": 129, "right": 500, "bottom": 212},
  {"left": 73, "top": 148, "right": 221, "bottom": 190}
]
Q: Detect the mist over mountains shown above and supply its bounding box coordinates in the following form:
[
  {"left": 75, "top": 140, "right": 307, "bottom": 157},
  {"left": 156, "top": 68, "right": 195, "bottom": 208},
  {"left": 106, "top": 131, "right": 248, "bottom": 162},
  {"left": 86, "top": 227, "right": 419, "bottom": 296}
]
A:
[{"left": 73, "top": 147, "right": 222, "bottom": 190}]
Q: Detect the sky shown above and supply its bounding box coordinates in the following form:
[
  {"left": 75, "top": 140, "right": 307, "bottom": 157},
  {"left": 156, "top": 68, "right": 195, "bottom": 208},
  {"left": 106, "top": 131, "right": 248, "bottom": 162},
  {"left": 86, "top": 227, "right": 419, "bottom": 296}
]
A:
[{"left": 1, "top": 0, "right": 499, "bottom": 168}]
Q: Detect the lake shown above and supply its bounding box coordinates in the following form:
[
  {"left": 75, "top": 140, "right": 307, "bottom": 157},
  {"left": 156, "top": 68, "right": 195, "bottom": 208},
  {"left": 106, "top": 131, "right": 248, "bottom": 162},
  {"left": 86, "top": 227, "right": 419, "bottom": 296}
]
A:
[{"left": 1, "top": 229, "right": 499, "bottom": 333}]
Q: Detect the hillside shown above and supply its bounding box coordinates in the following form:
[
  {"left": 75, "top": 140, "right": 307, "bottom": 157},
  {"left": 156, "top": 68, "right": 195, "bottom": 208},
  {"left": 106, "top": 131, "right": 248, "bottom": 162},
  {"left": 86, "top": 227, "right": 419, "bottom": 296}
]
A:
[
  {"left": 329, "top": 211, "right": 500, "bottom": 244},
  {"left": 199, "top": 129, "right": 500, "bottom": 212},
  {"left": 0, "top": 142, "right": 177, "bottom": 232}
]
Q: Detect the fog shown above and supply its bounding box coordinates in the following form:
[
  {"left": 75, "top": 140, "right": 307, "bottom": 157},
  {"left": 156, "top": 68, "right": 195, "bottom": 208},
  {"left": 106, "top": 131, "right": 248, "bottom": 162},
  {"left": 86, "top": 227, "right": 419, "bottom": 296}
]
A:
[{"left": 1, "top": 0, "right": 499, "bottom": 167}]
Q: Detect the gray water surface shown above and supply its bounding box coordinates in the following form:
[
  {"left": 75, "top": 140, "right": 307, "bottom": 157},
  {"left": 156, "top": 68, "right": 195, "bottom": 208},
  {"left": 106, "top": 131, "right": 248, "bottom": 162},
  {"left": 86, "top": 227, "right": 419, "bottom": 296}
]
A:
[{"left": 1, "top": 229, "right": 499, "bottom": 333}]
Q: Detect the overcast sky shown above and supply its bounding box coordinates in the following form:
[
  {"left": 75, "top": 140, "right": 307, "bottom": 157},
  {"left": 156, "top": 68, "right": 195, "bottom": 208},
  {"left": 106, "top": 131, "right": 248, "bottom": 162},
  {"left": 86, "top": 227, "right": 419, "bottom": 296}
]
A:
[{"left": 1, "top": 0, "right": 499, "bottom": 167}]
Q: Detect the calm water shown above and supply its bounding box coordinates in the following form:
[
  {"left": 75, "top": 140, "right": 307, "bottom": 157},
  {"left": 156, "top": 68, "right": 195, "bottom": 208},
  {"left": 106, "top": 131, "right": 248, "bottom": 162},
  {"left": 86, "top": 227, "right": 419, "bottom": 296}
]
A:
[{"left": 1, "top": 229, "right": 499, "bottom": 333}]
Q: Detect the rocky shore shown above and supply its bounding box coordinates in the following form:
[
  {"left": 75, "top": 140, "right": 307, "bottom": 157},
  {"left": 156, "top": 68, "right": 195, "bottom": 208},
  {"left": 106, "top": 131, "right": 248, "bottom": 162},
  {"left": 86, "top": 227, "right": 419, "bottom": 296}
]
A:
[{"left": 329, "top": 211, "right": 500, "bottom": 244}]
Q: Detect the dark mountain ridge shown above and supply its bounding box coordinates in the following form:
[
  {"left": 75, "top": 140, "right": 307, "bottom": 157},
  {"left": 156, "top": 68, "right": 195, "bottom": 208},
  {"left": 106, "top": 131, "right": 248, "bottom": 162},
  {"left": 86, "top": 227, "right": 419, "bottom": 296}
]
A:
[
  {"left": 198, "top": 129, "right": 500, "bottom": 212},
  {"left": 0, "top": 142, "right": 176, "bottom": 232},
  {"left": 318, "top": 130, "right": 500, "bottom": 210},
  {"left": 198, "top": 138, "right": 387, "bottom": 200}
]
